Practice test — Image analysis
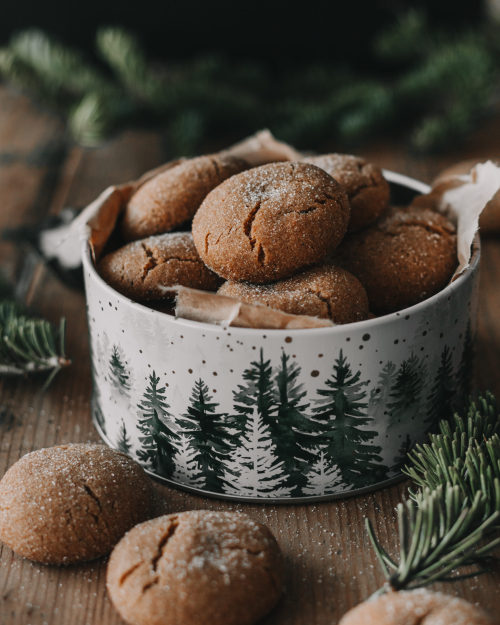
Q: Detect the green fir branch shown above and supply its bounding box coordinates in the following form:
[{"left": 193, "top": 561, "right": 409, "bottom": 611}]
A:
[
  {"left": 9, "top": 29, "right": 106, "bottom": 98},
  {"left": 0, "top": 17, "right": 497, "bottom": 153},
  {"left": 96, "top": 27, "right": 161, "bottom": 104},
  {"left": 0, "top": 301, "right": 70, "bottom": 387},
  {"left": 404, "top": 392, "right": 499, "bottom": 492},
  {"left": 373, "top": 9, "right": 430, "bottom": 63},
  {"left": 366, "top": 393, "right": 500, "bottom": 593}
]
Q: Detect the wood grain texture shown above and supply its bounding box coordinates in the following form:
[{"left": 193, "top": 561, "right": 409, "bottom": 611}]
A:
[{"left": 0, "top": 85, "right": 499, "bottom": 625}]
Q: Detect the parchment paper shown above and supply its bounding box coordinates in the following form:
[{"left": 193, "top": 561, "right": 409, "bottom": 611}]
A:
[
  {"left": 172, "top": 287, "right": 333, "bottom": 329},
  {"left": 411, "top": 160, "right": 500, "bottom": 276}
]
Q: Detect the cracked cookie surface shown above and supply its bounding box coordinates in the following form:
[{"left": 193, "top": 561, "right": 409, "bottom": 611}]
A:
[
  {"left": 107, "top": 509, "right": 284, "bottom": 625},
  {"left": 302, "top": 153, "right": 389, "bottom": 232},
  {"left": 122, "top": 154, "right": 248, "bottom": 241},
  {"left": 336, "top": 206, "right": 457, "bottom": 314},
  {"left": 339, "top": 589, "right": 493, "bottom": 625},
  {"left": 0, "top": 444, "right": 161, "bottom": 564},
  {"left": 218, "top": 264, "right": 369, "bottom": 324},
  {"left": 98, "top": 232, "right": 222, "bottom": 300},
  {"left": 192, "top": 162, "right": 350, "bottom": 283}
]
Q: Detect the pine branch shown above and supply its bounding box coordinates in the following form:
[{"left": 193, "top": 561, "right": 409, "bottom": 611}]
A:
[
  {"left": 96, "top": 27, "right": 161, "bottom": 105},
  {"left": 69, "top": 91, "right": 121, "bottom": 147},
  {"left": 0, "top": 301, "right": 70, "bottom": 387},
  {"left": 0, "top": 19, "right": 497, "bottom": 153},
  {"left": 373, "top": 9, "right": 429, "bottom": 63},
  {"left": 366, "top": 394, "right": 500, "bottom": 593},
  {"left": 9, "top": 29, "right": 106, "bottom": 98},
  {"left": 404, "top": 392, "right": 499, "bottom": 492}
]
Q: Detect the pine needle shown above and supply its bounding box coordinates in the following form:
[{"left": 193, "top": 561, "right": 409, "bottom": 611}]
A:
[
  {"left": 96, "top": 27, "right": 160, "bottom": 104},
  {"left": 0, "top": 301, "right": 70, "bottom": 388},
  {"left": 366, "top": 394, "right": 500, "bottom": 593},
  {"left": 10, "top": 29, "right": 105, "bottom": 98}
]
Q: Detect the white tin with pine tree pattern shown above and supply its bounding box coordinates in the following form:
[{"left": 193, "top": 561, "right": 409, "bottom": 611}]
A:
[{"left": 82, "top": 172, "right": 480, "bottom": 502}]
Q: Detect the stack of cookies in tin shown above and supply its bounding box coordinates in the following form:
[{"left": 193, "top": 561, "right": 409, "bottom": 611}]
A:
[{"left": 98, "top": 150, "right": 457, "bottom": 323}]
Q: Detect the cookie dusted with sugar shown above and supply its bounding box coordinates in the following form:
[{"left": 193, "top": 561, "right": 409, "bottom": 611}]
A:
[
  {"left": 122, "top": 154, "right": 248, "bottom": 241},
  {"left": 302, "top": 153, "right": 390, "bottom": 231},
  {"left": 337, "top": 206, "right": 457, "bottom": 314},
  {"left": 192, "top": 162, "right": 350, "bottom": 283},
  {"left": 106, "top": 510, "right": 284, "bottom": 625},
  {"left": 218, "top": 264, "right": 369, "bottom": 324},
  {"left": 339, "top": 589, "right": 493, "bottom": 625},
  {"left": 98, "top": 232, "right": 221, "bottom": 300},
  {"left": 0, "top": 444, "right": 161, "bottom": 565}
]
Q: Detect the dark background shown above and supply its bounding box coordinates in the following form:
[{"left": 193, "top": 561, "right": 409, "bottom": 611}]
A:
[{"left": 1, "top": 0, "right": 484, "bottom": 66}]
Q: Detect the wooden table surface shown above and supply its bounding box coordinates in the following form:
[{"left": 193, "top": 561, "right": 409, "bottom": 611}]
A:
[{"left": 0, "top": 85, "right": 499, "bottom": 625}]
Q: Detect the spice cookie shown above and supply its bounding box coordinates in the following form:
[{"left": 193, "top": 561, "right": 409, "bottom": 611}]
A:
[
  {"left": 336, "top": 206, "right": 457, "bottom": 314},
  {"left": 98, "top": 232, "right": 221, "bottom": 300},
  {"left": 106, "top": 510, "right": 284, "bottom": 625},
  {"left": 339, "top": 589, "right": 493, "bottom": 625},
  {"left": 302, "top": 153, "right": 390, "bottom": 231},
  {"left": 0, "top": 444, "right": 161, "bottom": 565},
  {"left": 122, "top": 154, "right": 248, "bottom": 241},
  {"left": 192, "top": 162, "right": 350, "bottom": 283},
  {"left": 218, "top": 264, "right": 369, "bottom": 324}
]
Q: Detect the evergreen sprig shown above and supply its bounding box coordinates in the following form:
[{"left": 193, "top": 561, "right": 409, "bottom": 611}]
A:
[
  {"left": 404, "top": 393, "right": 499, "bottom": 493},
  {"left": 0, "top": 300, "right": 69, "bottom": 388},
  {"left": 0, "top": 14, "right": 497, "bottom": 153},
  {"left": 366, "top": 394, "right": 500, "bottom": 593}
]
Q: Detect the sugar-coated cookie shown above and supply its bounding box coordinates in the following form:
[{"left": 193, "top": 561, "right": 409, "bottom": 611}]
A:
[
  {"left": 302, "top": 153, "right": 390, "bottom": 232},
  {"left": 122, "top": 155, "right": 248, "bottom": 241},
  {"left": 98, "top": 232, "right": 221, "bottom": 300},
  {"left": 218, "top": 264, "right": 369, "bottom": 324},
  {"left": 0, "top": 444, "right": 161, "bottom": 564},
  {"left": 107, "top": 510, "right": 284, "bottom": 625},
  {"left": 192, "top": 162, "right": 350, "bottom": 283},
  {"left": 339, "top": 589, "right": 493, "bottom": 625},
  {"left": 336, "top": 206, "right": 457, "bottom": 314}
]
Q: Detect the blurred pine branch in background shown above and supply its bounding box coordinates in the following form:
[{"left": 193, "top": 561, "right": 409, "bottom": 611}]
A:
[{"left": 0, "top": 10, "right": 498, "bottom": 154}]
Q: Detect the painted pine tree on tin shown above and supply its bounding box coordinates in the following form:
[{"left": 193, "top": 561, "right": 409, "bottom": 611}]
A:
[
  {"left": 108, "top": 344, "right": 132, "bottom": 395},
  {"left": 302, "top": 450, "right": 346, "bottom": 496},
  {"left": 368, "top": 361, "right": 397, "bottom": 426},
  {"left": 274, "top": 350, "right": 318, "bottom": 495},
  {"left": 233, "top": 349, "right": 276, "bottom": 431},
  {"left": 89, "top": 335, "right": 107, "bottom": 435},
  {"left": 223, "top": 407, "right": 292, "bottom": 497},
  {"left": 137, "top": 371, "right": 179, "bottom": 478},
  {"left": 173, "top": 433, "right": 205, "bottom": 488},
  {"left": 387, "top": 353, "right": 427, "bottom": 429},
  {"left": 177, "top": 378, "right": 234, "bottom": 493},
  {"left": 312, "top": 350, "right": 387, "bottom": 488},
  {"left": 116, "top": 419, "right": 132, "bottom": 454},
  {"left": 392, "top": 434, "right": 412, "bottom": 471},
  {"left": 426, "top": 345, "right": 455, "bottom": 428}
]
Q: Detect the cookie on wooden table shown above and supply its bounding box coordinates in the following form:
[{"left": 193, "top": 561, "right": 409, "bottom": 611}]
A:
[
  {"left": 106, "top": 510, "right": 284, "bottom": 625},
  {"left": 122, "top": 154, "right": 248, "bottom": 241},
  {"left": 336, "top": 206, "right": 457, "bottom": 314},
  {"left": 98, "top": 232, "right": 221, "bottom": 300},
  {"left": 218, "top": 264, "right": 369, "bottom": 324},
  {"left": 0, "top": 444, "right": 161, "bottom": 565},
  {"left": 192, "top": 162, "right": 350, "bottom": 283},
  {"left": 302, "top": 153, "right": 390, "bottom": 232},
  {"left": 339, "top": 589, "right": 493, "bottom": 625}
]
